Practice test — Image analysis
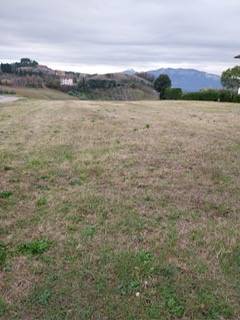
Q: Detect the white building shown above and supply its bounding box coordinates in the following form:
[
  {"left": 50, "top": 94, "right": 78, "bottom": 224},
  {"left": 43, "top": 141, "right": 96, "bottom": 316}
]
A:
[{"left": 60, "top": 78, "right": 74, "bottom": 86}]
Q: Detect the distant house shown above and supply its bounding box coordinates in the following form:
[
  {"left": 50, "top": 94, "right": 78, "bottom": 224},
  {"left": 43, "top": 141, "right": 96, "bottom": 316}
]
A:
[
  {"left": 60, "top": 78, "right": 74, "bottom": 86},
  {"left": 55, "top": 70, "right": 65, "bottom": 77},
  {"left": 235, "top": 55, "right": 240, "bottom": 95}
]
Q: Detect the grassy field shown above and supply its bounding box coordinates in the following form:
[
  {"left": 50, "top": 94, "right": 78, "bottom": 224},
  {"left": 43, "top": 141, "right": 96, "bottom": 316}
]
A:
[
  {"left": 0, "top": 99, "right": 240, "bottom": 319},
  {"left": 0, "top": 86, "right": 77, "bottom": 100}
]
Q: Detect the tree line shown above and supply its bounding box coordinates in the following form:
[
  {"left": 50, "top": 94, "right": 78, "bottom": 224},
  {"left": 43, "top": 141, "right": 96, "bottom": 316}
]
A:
[
  {"left": 0, "top": 58, "right": 38, "bottom": 74},
  {"left": 152, "top": 64, "right": 240, "bottom": 102}
]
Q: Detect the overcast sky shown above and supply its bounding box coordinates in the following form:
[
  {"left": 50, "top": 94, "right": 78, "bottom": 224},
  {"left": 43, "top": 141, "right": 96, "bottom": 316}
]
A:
[{"left": 0, "top": 0, "right": 239, "bottom": 74}]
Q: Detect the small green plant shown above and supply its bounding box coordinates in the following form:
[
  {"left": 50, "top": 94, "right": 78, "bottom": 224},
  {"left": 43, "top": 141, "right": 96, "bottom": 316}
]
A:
[
  {"left": 160, "top": 264, "right": 179, "bottom": 279},
  {"left": 115, "top": 250, "right": 155, "bottom": 295},
  {"left": 220, "top": 246, "right": 240, "bottom": 293},
  {"left": 66, "top": 214, "right": 82, "bottom": 224},
  {"left": 145, "top": 124, "right": 150, "bottom": 129},
  {"left": 0, "top": 242, "right": 7, "bottom": 267},
  {"left": 81, "top": 226, "right": 96, "bottom": 239},
  {"left": 197, "top": 288, "right": 233, "bottom": 319},
  {"left": 0, "top": 191, "right": 13, "bottom": 199},
  {"left": 0, "top": 297, "right": 7, "bottom": 316},
  {"left": 36, "top": 197, "right": 47, "bottom": 208},
  {"left": 162, "top": 286, "right": 185, "bottom": 318},
  {"left": 118, "top": 279, "right": 141, "bottom": 295},
  {"left": 144, "top": 195, "right": 152, "bottom": 202},
  {"left": 28, "top": 159, "right": 43, "bottom": 168},
  {"left": 31, "top": 288, "right": 52, "bottom": 306},
  {"left": 18, "top": 239, "right": 51, "bottom": 255},
  {"left": 36, "top": 197, "right": 48, "bottom": 207},
  {"left": 3, "top": 166, "right": 12, "bottom": 171}
]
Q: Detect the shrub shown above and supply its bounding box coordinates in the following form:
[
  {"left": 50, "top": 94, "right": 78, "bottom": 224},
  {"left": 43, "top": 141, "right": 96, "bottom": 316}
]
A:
[
  {"left": 36, "top": 197, "right": 48, "bottom": 207},
  {"left": 164, "top": 88, "right": 183, "bottom": 100},
  {"left": 46, "top": 78, "right": 61, "bottom": 90},
  {"left": 18, "top": 239, "right": 51, "bottom": 255},
  {"left": 86, "top": 79, "right": 117, "bottom": 90},
  {"left": 0, "top": 191, "right": 13, "bottom": 199},
  {"left": 0, "top": 242, "right": 7, "bottom": 267}
]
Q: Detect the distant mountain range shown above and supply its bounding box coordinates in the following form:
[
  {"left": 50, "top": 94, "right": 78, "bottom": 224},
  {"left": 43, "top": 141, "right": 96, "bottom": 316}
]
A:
[{"left": 124, "top": 68, "right": 222, "bottom": 92}]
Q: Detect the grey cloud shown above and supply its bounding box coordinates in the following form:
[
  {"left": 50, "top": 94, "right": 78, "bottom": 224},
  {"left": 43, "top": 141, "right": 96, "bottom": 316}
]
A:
[{"left": 0, "top": 0, "right": 239, "bottom": 74}]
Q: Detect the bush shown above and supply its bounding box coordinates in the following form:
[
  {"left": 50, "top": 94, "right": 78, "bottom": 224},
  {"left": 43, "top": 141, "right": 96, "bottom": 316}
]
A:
[
  {"left": 86, "top": 79, "right": 117, "bottom": 90},
  {"left": 0, "top": 242, "right": 7, "bottom": 268},
  {"left": 164, "top": 88, "right": 183, "bottom": 100},
  {"left": 233, "top": 95, "right": 240, "bottom": 103},
  {"left": 0, "top": 191, "right": 13, "bottom": 199},
  {"left": 46, "top": 78, "right": 61, "bottom": 90},
  {"left": 68, "top": 90, "right": 88, "bottom": 100},
  {"left": 18, "top": 239, "right": 51, "bottom": 255}
]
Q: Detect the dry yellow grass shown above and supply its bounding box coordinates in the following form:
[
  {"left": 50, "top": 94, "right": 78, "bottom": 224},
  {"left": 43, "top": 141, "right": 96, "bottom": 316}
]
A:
[
  {"left": 0, "top": 99, "right": 240, "bottom": 319},
  {"left": 0, "top": 86, "right": 77, "bottom": 100}
]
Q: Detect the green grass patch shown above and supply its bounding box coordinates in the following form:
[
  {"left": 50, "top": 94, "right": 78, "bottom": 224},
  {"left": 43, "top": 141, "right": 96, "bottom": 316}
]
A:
[
  {"left": 114, "top": 250, "right": 155, "bottom": 295},
  {"left": 18, "top": 239, "right": 52, "bottom": 255},
  {"left": 0, "top": 297, "right": 7, "bottom": 317},
  {"left": 81, "top": 225, "right": 96, "bottom": 240},
  {"left": 30, "top": 287, "right": 52, "bottom": 306},
  {"left": 36, "top": 196, "right": 48, "bottom": 207},
  {"left": 0, "top": 191, "right": 13, "bottom": 199},
  {"left": 220, "top": 246, "right": 240, "bottom": 293},
  {"left": 0, "top": 242, "right": 7, "bottom": 268},
  {"left": 197, "top": 287, "right": 233, "bottom": 319},
  {"left": 161, "top": 285, "right": 185, "bottom": 318}
]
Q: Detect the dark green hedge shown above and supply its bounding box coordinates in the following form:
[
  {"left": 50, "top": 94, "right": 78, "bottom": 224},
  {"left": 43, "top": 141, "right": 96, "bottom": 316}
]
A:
[
  {"left": 161, "top": 88, "right": 240, "bottom": 103},
  {"left": 164, "top": 88, "right": 183, "bottom": 100},
  {"left": 181, "top": 89, "right": 240, "bottom": 103}
]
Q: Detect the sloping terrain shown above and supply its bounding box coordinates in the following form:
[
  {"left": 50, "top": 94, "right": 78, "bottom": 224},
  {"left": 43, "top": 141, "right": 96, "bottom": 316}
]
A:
[
  {"left": 0, "top": 59, "right": 158, "bottom": 101},
  {"left": 0, "top": 99, "right": 240, "bottom": 319},
  {"left": 0, "top": 86, "right": 77, "bottom": 100},
  {"left": 76, "top": 72, "right": 158, "bottom": 100},
  {"left": 84, "top": 84, "right": 158, "bottom": 100}
]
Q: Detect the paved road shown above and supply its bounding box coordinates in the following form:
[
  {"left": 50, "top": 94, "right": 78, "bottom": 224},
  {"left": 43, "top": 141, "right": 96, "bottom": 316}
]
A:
[{"left": 0, "top": 95, "right": 19, "bottom": 103}]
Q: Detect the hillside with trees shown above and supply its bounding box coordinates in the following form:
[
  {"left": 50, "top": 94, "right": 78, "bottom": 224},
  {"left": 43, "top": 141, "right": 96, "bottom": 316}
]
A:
[{"left": 0, "top": 58, "right": 158, "bottom": 100}]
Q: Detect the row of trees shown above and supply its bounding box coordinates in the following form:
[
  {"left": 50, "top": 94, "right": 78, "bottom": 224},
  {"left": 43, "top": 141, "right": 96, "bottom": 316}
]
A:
[{"left": 0, "top": 58, "right": 38, "bottom": 74}]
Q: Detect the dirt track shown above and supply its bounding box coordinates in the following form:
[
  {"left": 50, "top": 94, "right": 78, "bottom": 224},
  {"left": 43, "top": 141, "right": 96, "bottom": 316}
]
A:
[{"left": 0, "top": 95, "right": 19, "bottom": 103}]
